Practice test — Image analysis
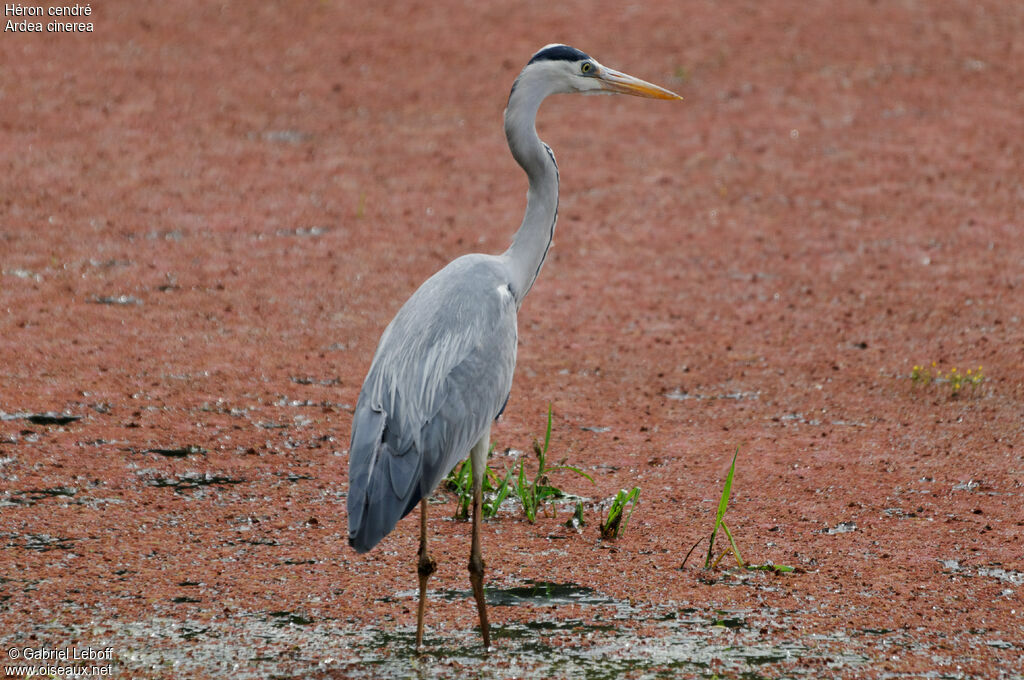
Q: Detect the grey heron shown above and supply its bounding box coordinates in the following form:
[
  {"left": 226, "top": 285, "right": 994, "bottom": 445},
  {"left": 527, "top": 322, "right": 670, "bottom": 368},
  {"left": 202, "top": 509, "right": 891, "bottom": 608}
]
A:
[{"left": 347, "top": 44, "right": 681, "bottom": 649}]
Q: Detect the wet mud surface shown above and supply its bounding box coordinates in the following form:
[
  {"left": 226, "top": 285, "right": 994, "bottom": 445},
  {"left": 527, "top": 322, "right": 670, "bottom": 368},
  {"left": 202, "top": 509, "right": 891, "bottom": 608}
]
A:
[{"left": 2, "top": 1, "right": 1022, "bottom": 678}]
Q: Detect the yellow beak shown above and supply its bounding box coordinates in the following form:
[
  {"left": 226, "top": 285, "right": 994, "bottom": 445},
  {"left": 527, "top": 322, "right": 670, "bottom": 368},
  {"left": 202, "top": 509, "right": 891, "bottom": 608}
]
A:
[{"left": 596, "top": 67, "right": 683, "bottom": 100}]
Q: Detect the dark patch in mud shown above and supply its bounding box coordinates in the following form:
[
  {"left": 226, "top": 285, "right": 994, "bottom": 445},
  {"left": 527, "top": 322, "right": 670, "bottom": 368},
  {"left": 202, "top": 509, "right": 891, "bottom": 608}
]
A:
[
  {"left": 6, "top": 533, "right": 77, "bottom": 552},
  {"left": 144, "top": 445, "right": 207, "bottom": 458},
  {"left": 147, "top": 472, "right": 245, "bottom": 492},
  {"left": 9, "top": 487, "right": 79, "bottom": 504},
  {"left": 266, "top": 611, "right": 314, "bottom": 627},
  {"left": 1, "top": 412, "right": 82, "bottom": 425}
]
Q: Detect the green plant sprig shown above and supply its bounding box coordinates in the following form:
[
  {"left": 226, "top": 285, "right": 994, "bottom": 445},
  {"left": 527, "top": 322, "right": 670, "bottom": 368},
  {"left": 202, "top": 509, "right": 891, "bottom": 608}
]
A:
[
  {"left": 600, "top": 487, "right": 640, "bottom": 539},
  {"left": 704, "top": 447, "right": 741, "bottom": 569},
  {"left": 680, "top": 447, "right": 795, "bottom": 574},
  {"left": 443, "top": 404, "right": 593, "bottom": 523},
  {"left": 444, "top": 444, "right": 512, "bottom": 520},
  {"left": 516, "top": 404, "right": 594, "bottom": 524}
]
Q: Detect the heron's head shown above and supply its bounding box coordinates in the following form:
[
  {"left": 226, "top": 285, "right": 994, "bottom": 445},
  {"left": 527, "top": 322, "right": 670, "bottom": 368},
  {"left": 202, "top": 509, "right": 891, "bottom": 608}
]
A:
[{"left": 516, "top": 44, "right": 682, "bottom": 101}]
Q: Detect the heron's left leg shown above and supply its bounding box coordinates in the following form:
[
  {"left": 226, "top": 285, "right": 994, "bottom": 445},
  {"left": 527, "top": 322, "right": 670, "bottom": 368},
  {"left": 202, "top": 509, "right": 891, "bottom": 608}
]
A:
[
  {"left": 468, "top": 426, "right": 492, "bottom": 649},
  {"left": 414, "top": 498, "right": 436, "bottom": 650}
]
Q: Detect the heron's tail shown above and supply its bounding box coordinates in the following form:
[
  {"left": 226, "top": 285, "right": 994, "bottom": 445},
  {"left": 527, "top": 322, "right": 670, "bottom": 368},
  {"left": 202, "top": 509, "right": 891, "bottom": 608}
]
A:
[{"left": 347, "top": 403, "right": 423, "bottom": 553}]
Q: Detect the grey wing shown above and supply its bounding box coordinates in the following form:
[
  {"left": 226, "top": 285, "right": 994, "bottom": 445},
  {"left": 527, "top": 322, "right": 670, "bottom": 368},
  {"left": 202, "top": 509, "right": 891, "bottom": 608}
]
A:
[{"left": 347, "top": 257, "right": 517, "bottom": 553}]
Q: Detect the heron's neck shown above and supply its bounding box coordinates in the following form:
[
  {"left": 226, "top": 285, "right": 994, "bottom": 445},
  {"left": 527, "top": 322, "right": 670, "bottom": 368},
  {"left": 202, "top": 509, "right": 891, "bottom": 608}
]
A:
[{"left": 502, "top": 80, "right": 559, "bottom": 306}]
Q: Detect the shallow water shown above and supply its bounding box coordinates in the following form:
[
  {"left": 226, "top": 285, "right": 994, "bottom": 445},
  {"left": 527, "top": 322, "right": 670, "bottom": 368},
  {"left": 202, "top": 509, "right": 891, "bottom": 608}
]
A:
[{"left": 9, "top": 580, "right": 874, "bottom": 678}]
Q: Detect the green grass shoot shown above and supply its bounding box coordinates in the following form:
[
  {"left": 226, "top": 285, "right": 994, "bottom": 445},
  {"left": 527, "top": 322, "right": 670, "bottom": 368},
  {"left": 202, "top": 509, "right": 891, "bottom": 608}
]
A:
[
  {"left": 485, "top": 464, "right": 514, "bottom": 518},
  {"left": 704, "top": 446, "right": 741, "bottom": 569},
  {"left": 444, "top": 444, "right": 511, "bottom": 520},
  {"left": 600, "top": 487, "right": 640, "bottom": 539},
  {"left": 680, "top": 447, "right": 795, "bottom": 574},
  {"left": 444, "top": 405, "right": 592, "bottom": 523},
  {"left": 515, "top": 404, "right": 593, "bottom": 523}
]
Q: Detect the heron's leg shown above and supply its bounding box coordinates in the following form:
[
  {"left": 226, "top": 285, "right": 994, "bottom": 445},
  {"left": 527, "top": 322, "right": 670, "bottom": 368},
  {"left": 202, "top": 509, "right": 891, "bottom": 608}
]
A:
[
  {"left": 468, "top": 427, "right": 492, "bottom": 649},
  {"left": 415, "top": 498, "right": 435, "bottom": 651}
]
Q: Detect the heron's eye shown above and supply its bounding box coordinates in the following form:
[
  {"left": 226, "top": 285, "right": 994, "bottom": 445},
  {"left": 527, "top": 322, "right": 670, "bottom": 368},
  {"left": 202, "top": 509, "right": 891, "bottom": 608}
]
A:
[{"left": 580, "top": 62, "right": 593, "bottom": 74}]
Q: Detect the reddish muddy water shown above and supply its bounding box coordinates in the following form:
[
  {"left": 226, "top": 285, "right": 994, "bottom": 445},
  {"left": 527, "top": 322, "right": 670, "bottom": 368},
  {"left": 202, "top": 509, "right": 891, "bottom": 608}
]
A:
[{"left": 2, "top": 1, "right": 1021, "bottom": 677}]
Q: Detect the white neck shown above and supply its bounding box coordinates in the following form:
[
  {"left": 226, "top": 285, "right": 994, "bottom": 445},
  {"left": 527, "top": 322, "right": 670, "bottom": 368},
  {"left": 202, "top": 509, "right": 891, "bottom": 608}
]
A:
[{"left": 501, "top": 72, "right": 560, "bottom": 306}]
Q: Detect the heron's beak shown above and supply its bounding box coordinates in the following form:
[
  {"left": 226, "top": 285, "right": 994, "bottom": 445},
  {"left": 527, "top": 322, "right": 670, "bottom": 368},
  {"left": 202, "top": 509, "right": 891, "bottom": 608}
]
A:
[{"left": 596, "top": 67, "right": 682, "bottom": 100}]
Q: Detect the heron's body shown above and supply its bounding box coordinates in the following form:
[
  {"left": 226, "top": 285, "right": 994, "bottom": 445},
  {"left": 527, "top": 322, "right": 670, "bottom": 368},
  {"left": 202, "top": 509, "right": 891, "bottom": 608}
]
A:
[
  {"left": 346, "top": 44, "right": 680, "bottom": 648},
  {"left": 348, "top": 254, "right": 518, "bottom": 552}
]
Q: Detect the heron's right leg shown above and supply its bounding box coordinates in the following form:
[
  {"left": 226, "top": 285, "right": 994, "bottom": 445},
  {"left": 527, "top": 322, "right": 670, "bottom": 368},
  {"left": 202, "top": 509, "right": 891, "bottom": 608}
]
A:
[
  {"left": 415, "top": 498, "right": 435, "bottom": 651},
  {"left": 468, "top": 429, "right": 492, "bottom": 649}
]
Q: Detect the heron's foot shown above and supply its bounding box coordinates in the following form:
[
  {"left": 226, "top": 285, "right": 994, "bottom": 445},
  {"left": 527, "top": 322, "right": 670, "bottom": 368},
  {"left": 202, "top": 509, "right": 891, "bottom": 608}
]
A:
[{"left": 468, "top": 553, "right": 491, "bottom": 649}]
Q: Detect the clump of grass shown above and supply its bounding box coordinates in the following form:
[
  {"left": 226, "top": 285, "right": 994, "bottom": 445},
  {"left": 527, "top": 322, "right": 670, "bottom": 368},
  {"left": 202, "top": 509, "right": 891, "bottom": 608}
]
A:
[
  {"left": 600, "top": 487, "right": 640, "bottom": 539},
  {"left": 444, "top": 445, "right": 513, "bottom": 520},
  {"left": 564, "top": 500, "right": 586, "bottom": 530},
  {"left": 681, "top": 447, "right": 794, "bottom": 574},
  {"left": 516, "top": 404, "right": 593, "bottom": 523},
  {"left": 911, "top": 362, "right": 984, "bottom": 395},
  {"left": 444, "top": 405, "right": 592, "bottom": 523},
  {"left": 485, "top": 465, "right": 515, "bottom": 518}
]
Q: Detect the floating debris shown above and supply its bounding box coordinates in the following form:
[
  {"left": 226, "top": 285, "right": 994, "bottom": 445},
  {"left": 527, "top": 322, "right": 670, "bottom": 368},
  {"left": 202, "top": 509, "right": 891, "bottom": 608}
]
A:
[
  {"left": 11, "top": 487, "right": 78, "bottom": 504},
  {"left": 276, "top": 226, "right": 328, "bottom": 237},
  {"left": 0, "top": 412, "right": 82, "bottom": 425},
  {"left": 290, "top": 376, "right": 342, "bottom": 386},
  {"left": 279, "top": 472, "right": 314, "bottom": 482},
  {"left": 267, "top": 611, "right": 314, "bottom": 627},
  {"left": 29, "top": 412, "right": 81, "bottom": 425},
  {"left": 4, "top": 268, "right": 41, "bottom": 281},
  {"left": 976, "top": 567, "right": 1024, "bottom": 586},
  {"left": 89, "top": 294, "right": 142, "bottom": 305},
  {"left": 883, "top": 507, "right": 926, "bottom": 519},
  {"left": 665, "top": 389, "right": 760, "bottom": 401},
  {"left": 985, "top": 639, "right": 1014, "bottom": 650},
  {"left": 147, "top": 472, "right": 245, "bottom": 492},
  {"left": 280, "top": 558, "right": 318, "bottom": 566},
  {"left": 144, "top": 445, "right": 206, "bottom": 458},
  {"left": 180, "top": 626, "right": 210, "bottom": 641},
  {"left": 10, "top": 533, "right": 77, "bottom": 552}
]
